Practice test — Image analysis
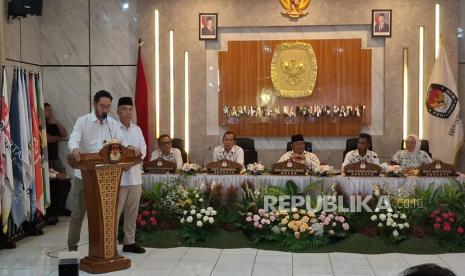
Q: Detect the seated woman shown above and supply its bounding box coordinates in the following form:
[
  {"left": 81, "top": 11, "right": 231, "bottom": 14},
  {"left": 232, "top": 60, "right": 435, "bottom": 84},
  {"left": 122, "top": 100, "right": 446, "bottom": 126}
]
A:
[{"left": 392, "top": 134, "right": 432, "bottom": 172}]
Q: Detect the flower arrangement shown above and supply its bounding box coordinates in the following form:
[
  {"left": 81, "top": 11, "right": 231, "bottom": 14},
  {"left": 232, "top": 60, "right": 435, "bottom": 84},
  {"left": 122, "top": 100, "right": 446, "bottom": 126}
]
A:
[
  {"left": 178, "top": 205, "right": 218, "bottom": 244},
  {"left": 370, "top": 207, "right": 410, "bottom": 243},
  {"left": 246, "top": 162, "right": 265, "bottom": 175},
  {"left": 181, "top": 163, "right": 201, "bottom": 175},
  {"left": 386, "top": 165, "right": 403, "bottom": 177},
  {"left": 429, "top": 210, "right": 464, "bottom": 240},
  {"left": 275, "top": 208, "right": 328, "bottom": 250},
  {"left": 242, "top": 209, "right": 278, "bottom": 242},
  {"left": 313, "top": 165, "right": 333, "bottom": 176},
  {"left": 136, "top": 210, "right": 158, "bottom": 230},
  {"left": 318, "top": 211, "right": 350, "bottom": 239}
]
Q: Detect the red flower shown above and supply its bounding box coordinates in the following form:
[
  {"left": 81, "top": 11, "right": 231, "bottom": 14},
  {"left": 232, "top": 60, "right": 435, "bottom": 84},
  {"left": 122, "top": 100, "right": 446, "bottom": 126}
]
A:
[
  {"left": 142, "top": 210, "right": 150, "bottom": 216},
  {"left": 430, "top": 210, "right": 440, "bottom": 217},
  {"left": 433, "top": 223, "right": 441, "bottom": 229},
  {"left": 139, "top": 220, "right": 147, "bottom": 226},
  {"left": 457, "top": 227, "right": 464, "bottom": 234},
  {"left": 448, "top": 217, "right": 455, "bottom": 222},
  {"left": 435, "top": 217, "right": 442, "bottom": 223},
  {"left": 442, "top": 213, "right": 449, "bottom": 219},
  {"left": 150, "top": 219, "right": 158, "bottom": 226},
  {"left": 151, "top": 210, "right": 158, "bottom": 216},
  {"left": 443, "top": 223, "right": 451, "bottom": 232}
]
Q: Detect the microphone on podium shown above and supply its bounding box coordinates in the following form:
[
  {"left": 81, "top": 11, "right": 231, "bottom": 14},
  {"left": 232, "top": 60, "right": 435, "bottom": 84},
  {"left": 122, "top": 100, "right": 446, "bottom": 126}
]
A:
[
  {"left": 201, "top": 146, "right": 212, "bottom": 167},
  {"left": 102, "top": 113, "right": 113, "bottom": 139}
]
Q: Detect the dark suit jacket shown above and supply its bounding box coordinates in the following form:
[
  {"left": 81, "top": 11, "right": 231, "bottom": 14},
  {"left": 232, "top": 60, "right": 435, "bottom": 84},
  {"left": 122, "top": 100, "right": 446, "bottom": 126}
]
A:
[
  {"left": 202, "top": 27, "right": 215, "bottom": 36},
  {"left": 375, "top": 23, "right": 389, "bottom": 32}
]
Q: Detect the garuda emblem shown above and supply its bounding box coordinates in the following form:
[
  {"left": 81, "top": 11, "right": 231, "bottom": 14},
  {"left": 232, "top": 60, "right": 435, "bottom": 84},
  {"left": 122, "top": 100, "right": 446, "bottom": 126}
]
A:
[{"left": 279, "top": 0, "right": 311, "bottom": 18}]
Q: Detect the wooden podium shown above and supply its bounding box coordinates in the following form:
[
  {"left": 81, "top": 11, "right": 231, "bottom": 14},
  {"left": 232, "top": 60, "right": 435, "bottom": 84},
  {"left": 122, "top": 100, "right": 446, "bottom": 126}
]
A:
[{"left": 67, "top": 143, "right": 141, "bottom": 274}]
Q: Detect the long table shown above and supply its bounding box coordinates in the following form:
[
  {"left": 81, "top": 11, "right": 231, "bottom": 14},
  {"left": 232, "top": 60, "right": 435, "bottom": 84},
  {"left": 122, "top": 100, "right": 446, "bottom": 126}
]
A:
[{"left": 142, "top": 173, "right": 462, "bottom": 195}]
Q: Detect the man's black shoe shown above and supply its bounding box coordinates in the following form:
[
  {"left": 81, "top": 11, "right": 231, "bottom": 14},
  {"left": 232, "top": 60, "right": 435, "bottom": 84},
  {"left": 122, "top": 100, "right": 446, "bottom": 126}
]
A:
[{"left": 122, "top": 243, "right": 145, "bottom": 254}]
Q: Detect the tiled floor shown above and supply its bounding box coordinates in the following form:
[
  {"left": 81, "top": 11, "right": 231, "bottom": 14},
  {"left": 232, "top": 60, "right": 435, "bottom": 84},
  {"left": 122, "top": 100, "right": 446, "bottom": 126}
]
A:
[{"left": 0, "top": 217, "right": 464, "bottom": 276}]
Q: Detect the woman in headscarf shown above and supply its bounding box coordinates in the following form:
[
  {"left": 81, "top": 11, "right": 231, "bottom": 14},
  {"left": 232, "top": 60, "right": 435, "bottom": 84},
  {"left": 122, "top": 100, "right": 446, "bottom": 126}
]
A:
[{"left": 392, "top": 134, "right": 432, "bottom": 171}]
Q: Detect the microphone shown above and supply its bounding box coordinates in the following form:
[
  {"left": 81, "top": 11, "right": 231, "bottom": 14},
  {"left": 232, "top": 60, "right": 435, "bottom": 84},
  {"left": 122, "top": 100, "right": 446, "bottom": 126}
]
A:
[
  {"left": 201, "top": 146, "right": 212, "bottom": 167},
  {"left": 102, "top": 113, "right": 113, "bottom": 139}
]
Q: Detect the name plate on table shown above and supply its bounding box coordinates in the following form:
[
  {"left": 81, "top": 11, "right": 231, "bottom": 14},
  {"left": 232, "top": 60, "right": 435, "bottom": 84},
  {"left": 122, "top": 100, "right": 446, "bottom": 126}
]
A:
[
  {"left": 206, "top": 160, "right": 242, "bottom": 174},
  {"left": 271, "top": 161, "right": 307, "bottom": 175},
  {"left": 143, "top": 159, "right": 177, "bottom": 174},
  {"left": 419, "top": 160, "right": 456, "bottom": 177},
  {"left": 344, "top": 160, "right": 381, "bottom": 176}
]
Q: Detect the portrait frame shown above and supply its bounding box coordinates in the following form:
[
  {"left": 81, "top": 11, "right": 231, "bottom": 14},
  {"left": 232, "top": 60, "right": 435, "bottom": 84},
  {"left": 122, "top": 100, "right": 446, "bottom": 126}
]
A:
[
  {"left": 372, "top": 10, "right": 392, "bottom": 37},
  {"left": 199, "top": 13, "right": 218, "bottom": 41}
]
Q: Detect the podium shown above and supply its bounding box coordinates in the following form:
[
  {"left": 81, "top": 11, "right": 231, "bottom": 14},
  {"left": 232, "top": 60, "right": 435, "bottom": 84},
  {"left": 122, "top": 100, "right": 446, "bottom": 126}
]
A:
[{"left": 67, "top": 143, "right": 141, "bottom": 274}]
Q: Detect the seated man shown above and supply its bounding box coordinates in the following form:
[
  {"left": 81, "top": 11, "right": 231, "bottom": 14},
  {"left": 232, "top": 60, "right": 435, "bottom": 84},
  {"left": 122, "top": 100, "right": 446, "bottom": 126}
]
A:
[
  {"left": 342, "top": 133, "right": 380, "bottom": 169},
  {"left": 278, "top": 134, "right": 320, "bottom": 171},
  {"left": 213, "top": 131, "right": 244, "bottom": 167},
  {"left": 150, "top": 135, "right": 183, "bottom": 169}
]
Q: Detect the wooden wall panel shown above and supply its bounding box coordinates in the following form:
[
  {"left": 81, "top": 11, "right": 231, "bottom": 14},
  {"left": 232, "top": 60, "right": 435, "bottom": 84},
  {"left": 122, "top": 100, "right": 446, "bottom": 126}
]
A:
[{"left": 218, "top": 39, "right": 372, "bottom": 136}]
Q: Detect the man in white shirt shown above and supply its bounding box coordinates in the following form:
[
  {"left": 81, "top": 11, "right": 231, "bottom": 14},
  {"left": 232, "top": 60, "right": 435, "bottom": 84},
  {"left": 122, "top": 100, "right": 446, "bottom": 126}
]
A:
[
  {"left": 150, "top": 135, "right": 183, "bottom": 169},
  {"left": 213, "top": 131, "right": 244, "bottom": 167},
  {"left": 278, "top": 134, "right": 320, "bottom": 172},
  {"left": 116, "top": 97, "right": 146, "bottom": 253},
  {"left": 342, "top": 133, "right": 380, "bottom": 170},
  {"left": 67, "top": 90, "right": 140, "bottom": 251}
]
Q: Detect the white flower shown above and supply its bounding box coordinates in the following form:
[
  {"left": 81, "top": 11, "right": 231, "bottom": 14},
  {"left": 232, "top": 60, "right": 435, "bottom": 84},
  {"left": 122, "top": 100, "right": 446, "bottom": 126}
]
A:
[
  {"left": 211, "top": 210, "right": 217, "bottom": 216},
  {"left": 393, "top": 230, "right": 399, "bottom": 237},
  {"left": 203, "top": 216, "right": 209, "bottom": 222},
  {"left": 183, "top": 211, "right": 187, "bottom": 215},
  {"left": 379, "top": 214, "right": 387, "bottom": 221},
  {"left": 393, "top": 214, "right": 399, "bottom": 219},
  {"left": 400, "top": 214, "right": 407, "bottom": 219},
  {"left": 180, "top": 218, "right": 185, "bottom": 224},
  {"left": 398, "top": 224, "right": 404, "bottom": 230},
  {"left": 199, "top": 198, "right": 204, "bottom": 202},
  {"left": 374, "top": 208, "right": 380, "bottom": 212},
  {"left": 404, "top": 222, "right": 410, "bottom": 228},
  {"left": 195, "top": 194, "right": 199, "bottom": 198},
  {"left": 387, "top": 213, "right": 392, "bottom": 218},
  {"left": 370, "top": 215, "right": 377, "bottom": 221},
  {"left": 196, "top": 221, "right": 203, "bottom": 227},
  {"left": 209, "top": 217, "right": 214, "bottom": 224},
  {"left": 205, "top": 211, "right": 211, "bottom": 216},
  {"left": 196, "top": 213, "right": 202, "bottom": 219},
  {"left": 207, "top": 207, "right": 213, "bottom": 211},
  {"left": 332, "top": 222, "right": 337, "bottom": 227},
  {"left": 261, "top": 219, "right": 267, "bottom": 225},
  {"left": 200, "top": 209, "right": 205, "bottom": 214},
  {"left": 291, "top": 207, "right": 298, "bottom": 213},
  {"left": 280, "top": 227, "right": 287, "bottom": 232},
  {"left": 329, "top": 229, "right": 335, "bottom": 235},
  {"left": 378, "top": 223, "right": 383, "bottom": 228},
  {"left": 190, "top": 210, "right": 196, "bottom": 215},
  {"left": 186, "top": 216, "right": 193, "bottom": 223},
  {"left": 387, "top": 208, "right": 393, "bottom": 213},
  {"left": 391, "top": 222, "right": 397, "bottom": 228}
]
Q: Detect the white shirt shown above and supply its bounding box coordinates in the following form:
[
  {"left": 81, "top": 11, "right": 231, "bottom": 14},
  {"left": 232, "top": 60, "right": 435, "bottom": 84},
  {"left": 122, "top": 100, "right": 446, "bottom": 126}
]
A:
[
  {"left": 68, "top": 112, "right": 128, "bottom": 179},
  {"left": 213, "top": 145, "right": 244, "bottom": 167},
  {"left": 118, "top": 121, "right": 146, "bottom": 186},
  {"left": 278, "top": 151, "right": 320, "bottom": 171},
  {"left": 342, "top": 149, "right": 380, "bottom": 170},
  {"left": 150, "top": 148, "right": 183, "bottom": 169}
]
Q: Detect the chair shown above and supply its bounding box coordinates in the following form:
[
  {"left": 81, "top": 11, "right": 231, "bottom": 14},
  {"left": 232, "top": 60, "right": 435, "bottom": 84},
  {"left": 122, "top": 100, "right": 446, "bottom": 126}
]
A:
[
  {"left": 172, "top": 138, "right": 188, "bottom": 163},
  {"left": 400, "top": 139, "right": 432, "bottom": 158},
  {"left": 286, "top": 141, "right": 312, "bottom": 153},
  {"left": 236, "top": 137, "right": 258, "bottom": 166},
  {"left": 342, "top": 137, "right": 373, "bottom": 161}
]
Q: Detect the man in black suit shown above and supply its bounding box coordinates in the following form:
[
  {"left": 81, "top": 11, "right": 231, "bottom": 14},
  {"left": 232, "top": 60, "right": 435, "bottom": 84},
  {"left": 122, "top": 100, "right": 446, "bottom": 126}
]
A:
[{"left": 375, "top": 14, "right": 389, "bottom": 33}]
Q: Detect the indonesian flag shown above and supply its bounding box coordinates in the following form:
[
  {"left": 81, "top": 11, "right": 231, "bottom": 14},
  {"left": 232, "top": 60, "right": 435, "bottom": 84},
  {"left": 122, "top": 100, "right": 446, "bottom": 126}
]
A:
[
  {"left": 0, "top": 66, "right": 14, "bottom": 233},
  {"left": 424, "top": 46, "right": 464, "bottom": 164},
  {"left": 135, "top": 38, "right": 150, "bottom": 159},
  {"left": 28, "top": 73, "right": 44, "bottom": 215}
]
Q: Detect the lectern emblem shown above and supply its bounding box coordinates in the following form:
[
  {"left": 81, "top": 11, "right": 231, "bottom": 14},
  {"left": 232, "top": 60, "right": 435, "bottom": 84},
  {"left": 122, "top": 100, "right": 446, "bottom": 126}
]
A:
[
  {"left": 108, "top": 144, "right": 122, "bottom": 163},
  {"left": 271, "top": 42, "right": 317, "bottom": 98}
]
